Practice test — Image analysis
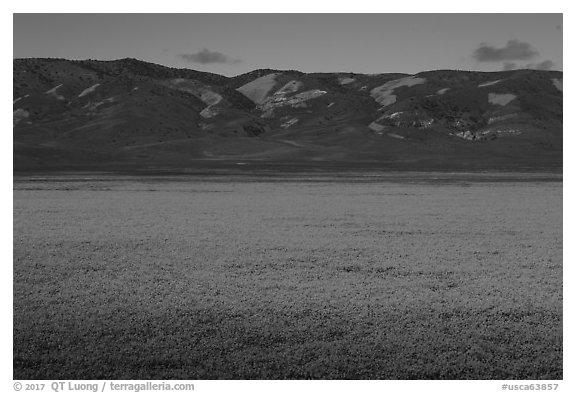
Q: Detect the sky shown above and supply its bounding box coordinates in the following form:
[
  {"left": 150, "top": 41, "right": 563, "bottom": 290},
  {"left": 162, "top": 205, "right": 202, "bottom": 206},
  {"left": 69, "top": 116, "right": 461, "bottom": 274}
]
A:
[{"left": 13, "top": 14, "right": 563, "bottom": 76}]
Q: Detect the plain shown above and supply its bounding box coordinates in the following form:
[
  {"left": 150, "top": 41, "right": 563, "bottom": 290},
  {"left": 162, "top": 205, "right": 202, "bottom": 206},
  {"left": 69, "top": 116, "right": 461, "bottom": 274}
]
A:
[{"left": 13, "top": 172, "right": 562, "bottom": 379}]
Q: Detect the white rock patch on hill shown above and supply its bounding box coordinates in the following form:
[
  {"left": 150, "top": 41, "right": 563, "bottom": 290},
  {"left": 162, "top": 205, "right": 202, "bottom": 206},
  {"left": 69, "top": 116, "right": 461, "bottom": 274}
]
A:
[
  {"left": 236, "top": 73, "right": 280, "bottom": 104},
  {"left": 45, "top": 84, "right": 65, "bottom": 100},
  {"left": 339, "top": 77, "right": 355, "bottom": 85},
  {"left": 370, "top": 76, "right": 426, "bottom": 107},
  {"left": 478, "top": 80, "right": 501, "bottom": 88},
  {"left": 83, "top": 97, "right": 116, "bottom": 112},
  {"left": 164, "top": 78, "right": 224, "bottom": 118},
  {"left": 276, "top": 80, "right": 303, "bottom": 95},
  {"left": 197, "top": 90, "right": 223, "bottom": 118},
  {"left": 368, "top": 122, "right": 386, "bottom": 133},
  {"left": 260, "top": 89, "right": 327, "bottom": 118},
  {"left": 280, "top": 118, "right": 299, "bottom": 128},
  {"left": 78, "top": 84, "right": 101, "bottom": 98},
  {"left": 13, "top": 95, "right": 30, "bottom": 105},
  {"left": 13, "top": 109, "right": 29, "bottom": 126},
  {"left": 487, "top": 113, "right": 518, "bottom": 124},
  {"left": 488, "top": 93, "right": 516, "bottom": 106},
  {"left": 552, "top": 78, "right": 562, "bottom": 92}
]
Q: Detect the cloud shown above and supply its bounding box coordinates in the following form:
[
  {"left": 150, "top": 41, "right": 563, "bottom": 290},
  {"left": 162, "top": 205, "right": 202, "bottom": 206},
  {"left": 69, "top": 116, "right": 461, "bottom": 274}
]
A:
[
  {"left": 501, "top": 60, "right": 557, "bottom": 71},
  {"left": 473, "top": 40, "right": 539, "bottom": 62},
  {"left": 527, "top": 60, "right": 556, "bottom": 70},
  {"left": 177, "top": 48, "right": 241, "bottom": 65}
]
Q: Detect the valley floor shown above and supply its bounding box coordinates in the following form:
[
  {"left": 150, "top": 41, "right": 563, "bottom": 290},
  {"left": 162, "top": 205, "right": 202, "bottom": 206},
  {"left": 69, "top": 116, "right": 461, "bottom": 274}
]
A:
[{"left": 13, "top": 172, "right": 562, "bottom": 379}]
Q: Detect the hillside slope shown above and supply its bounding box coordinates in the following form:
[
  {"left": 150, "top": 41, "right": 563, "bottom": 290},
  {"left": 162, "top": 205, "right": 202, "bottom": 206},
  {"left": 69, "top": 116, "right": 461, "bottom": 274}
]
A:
[{"left": 13, "top": 58, "right": 563, "bottom": 171}]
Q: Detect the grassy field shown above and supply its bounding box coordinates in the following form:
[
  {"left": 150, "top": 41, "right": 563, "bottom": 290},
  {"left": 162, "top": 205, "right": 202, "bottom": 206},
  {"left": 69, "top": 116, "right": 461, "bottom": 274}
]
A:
[{"left": 13, "top": 172, "right": 562, "bottom": 379}]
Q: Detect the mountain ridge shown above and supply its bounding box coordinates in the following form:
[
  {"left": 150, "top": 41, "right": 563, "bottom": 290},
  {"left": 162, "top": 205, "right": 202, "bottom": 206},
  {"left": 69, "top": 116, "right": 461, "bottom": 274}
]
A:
[{"left": 13, "top": 57, "right": 562, "bottom": 172}]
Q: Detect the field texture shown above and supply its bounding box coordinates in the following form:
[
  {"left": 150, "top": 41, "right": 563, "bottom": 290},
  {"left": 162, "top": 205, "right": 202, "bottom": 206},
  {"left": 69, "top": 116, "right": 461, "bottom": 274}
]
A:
[{"left": 13, "top": 173, "right": 562, "bottom": 379}]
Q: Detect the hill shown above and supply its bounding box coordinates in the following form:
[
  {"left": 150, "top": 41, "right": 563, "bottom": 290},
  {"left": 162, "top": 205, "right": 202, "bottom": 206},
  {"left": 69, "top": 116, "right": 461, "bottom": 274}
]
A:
[{"left": 13, "top": 58, "right": 563, "bottom": 172}]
